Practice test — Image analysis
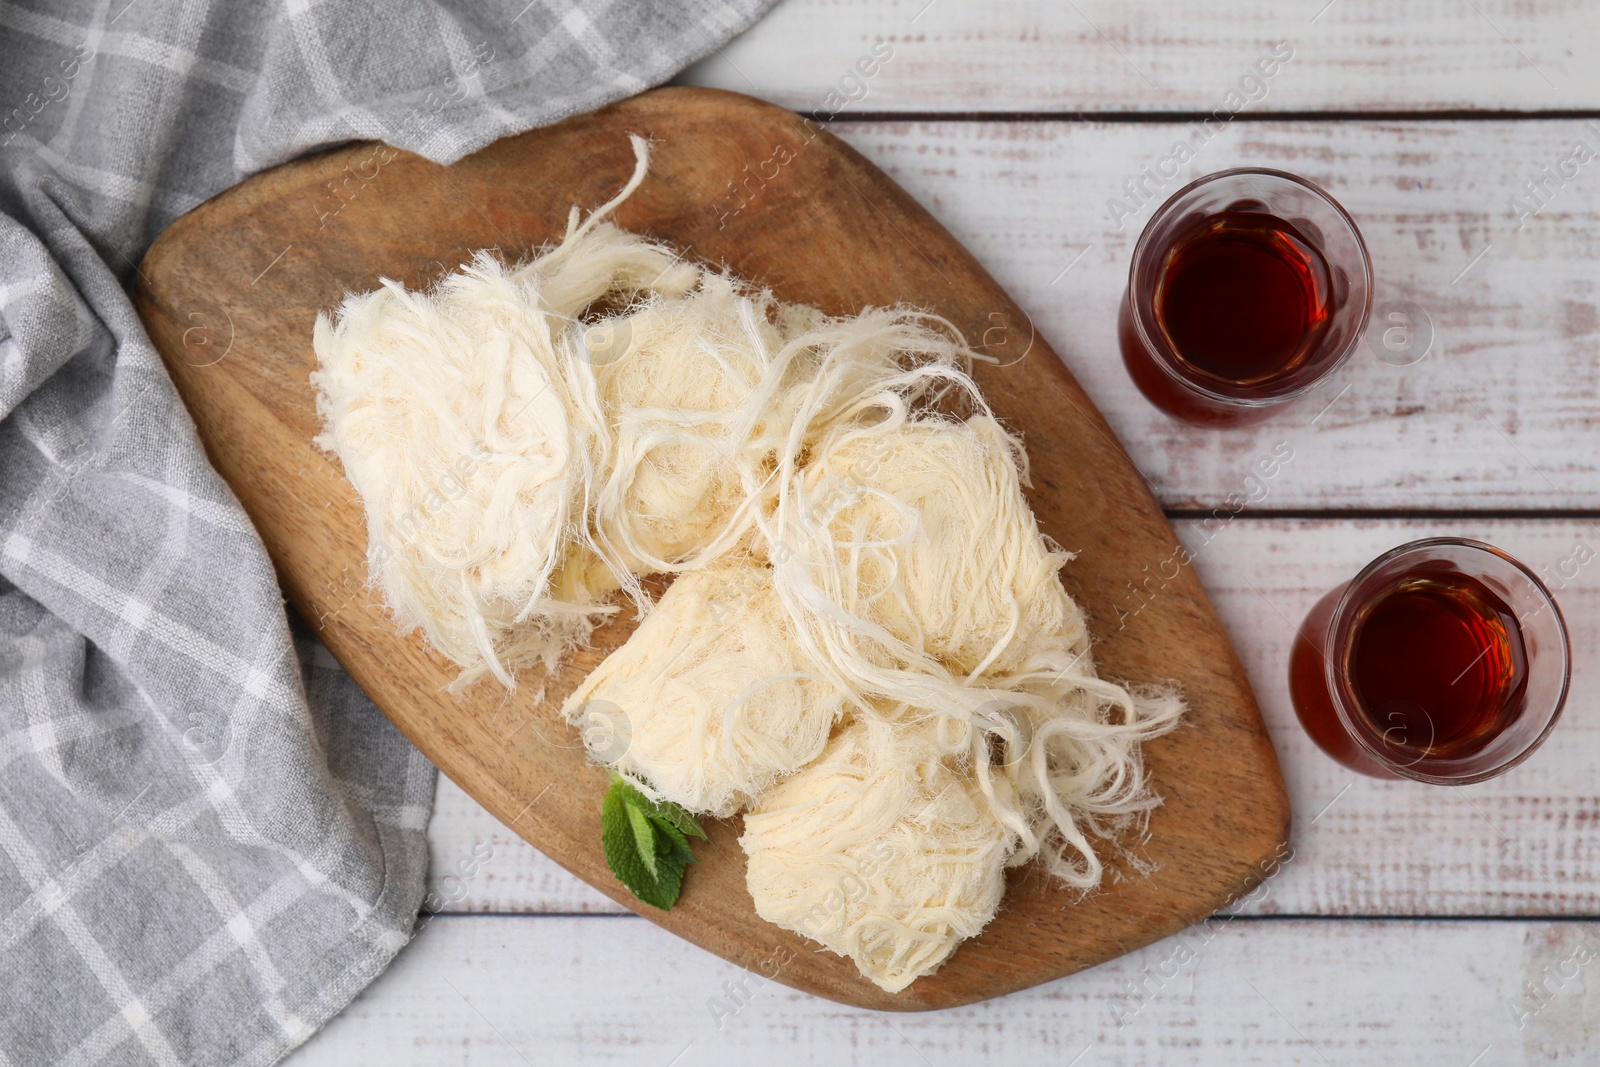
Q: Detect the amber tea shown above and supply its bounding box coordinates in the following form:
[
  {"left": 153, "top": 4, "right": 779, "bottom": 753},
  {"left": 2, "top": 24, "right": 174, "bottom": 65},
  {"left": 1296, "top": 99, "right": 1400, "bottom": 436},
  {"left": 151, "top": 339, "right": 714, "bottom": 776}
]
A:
[
  {"left": 1121, "top": 169, "right": 1371, "bottom": 425},
  {"left": 1289, "top": 538, "right": 1568, "bottom": 784}
]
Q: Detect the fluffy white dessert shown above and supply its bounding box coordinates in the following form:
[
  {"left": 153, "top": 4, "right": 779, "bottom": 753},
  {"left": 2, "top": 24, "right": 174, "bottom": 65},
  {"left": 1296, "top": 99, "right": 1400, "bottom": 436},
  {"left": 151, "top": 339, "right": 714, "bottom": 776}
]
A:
[
  {"left": 588, "top": 276, "right": 810, "bottom": 577},
  {"left": 313, "top": 136, "right": 1185, "bottom": 995},
  {"left": 780, "top": 414, "right": 1091, "bottom": 683},
  {"left": 311, "top": 256, "right": 619, "bottom": 689},
  {"left": 741, "top": 712, "right": 1012, "bottom": 993},
  {"left": 562, "top": 564, "right": 846, "bottom": 817}
]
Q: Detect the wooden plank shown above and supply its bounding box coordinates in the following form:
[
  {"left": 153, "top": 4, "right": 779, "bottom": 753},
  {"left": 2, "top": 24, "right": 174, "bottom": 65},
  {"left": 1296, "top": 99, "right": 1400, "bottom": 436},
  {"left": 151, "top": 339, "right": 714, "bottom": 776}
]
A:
[
  {"left": 819, "top": 118, "right": 1600, "bottom": 510},
  {"left": 678, "top": 0, "right": 1600, "bottom": 114},
  {"left": 287, "top": 915, "right": 1600, "bottom": 1065},
  {"left": 135, "top": 87, "right": 1288, "bottom": 1009},
  {"left": 426, "top": 519, "right": 1600, "bottom": 916}
]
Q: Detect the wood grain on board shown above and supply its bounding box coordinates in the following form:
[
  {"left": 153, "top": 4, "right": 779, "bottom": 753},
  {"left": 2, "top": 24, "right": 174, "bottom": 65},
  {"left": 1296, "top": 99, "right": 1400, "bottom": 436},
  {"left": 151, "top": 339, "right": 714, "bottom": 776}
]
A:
[
  {"left": 426, "top": 519, "right": 1600, "bottom": 918},
  {"left": 679, "top": 0, "right": 1600, "bottom": 113},
  {"left": 289, "top": 915, "right": 1600, "bottom": 1067},
  {"left": 826, "top": 118, "right": 1600, "bottom": 510},
  {"left": 133, "top": 87, "right": 1287, "bottom": 1010}
]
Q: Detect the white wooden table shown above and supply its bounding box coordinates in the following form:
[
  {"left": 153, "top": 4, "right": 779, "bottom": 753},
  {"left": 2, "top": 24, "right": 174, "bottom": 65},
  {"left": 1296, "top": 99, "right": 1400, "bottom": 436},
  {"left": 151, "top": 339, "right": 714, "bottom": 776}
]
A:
[{"left": 290, "top": 3, "right": 1600, "bottom": 1063}]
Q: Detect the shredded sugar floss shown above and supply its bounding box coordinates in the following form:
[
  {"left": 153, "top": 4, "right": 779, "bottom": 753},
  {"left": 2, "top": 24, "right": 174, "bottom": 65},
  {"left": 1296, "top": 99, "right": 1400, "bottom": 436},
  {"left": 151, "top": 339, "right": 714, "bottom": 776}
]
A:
[
  {"left": 562, "top": 564, "right": 846, "bottom": 818},
  {"left": 313, "top": 134, "right": 1184, "bottom": 993},
  {"left": 741, "top": 712, "right": 1012, "bottom": 993}
]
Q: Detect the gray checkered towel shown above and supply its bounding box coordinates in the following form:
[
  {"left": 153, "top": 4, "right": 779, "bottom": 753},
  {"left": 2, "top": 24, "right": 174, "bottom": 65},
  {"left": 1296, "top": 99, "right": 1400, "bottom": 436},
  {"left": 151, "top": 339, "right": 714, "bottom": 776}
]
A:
[{"left": 0, "top": 1, "right": 774, "bottom": 1063}]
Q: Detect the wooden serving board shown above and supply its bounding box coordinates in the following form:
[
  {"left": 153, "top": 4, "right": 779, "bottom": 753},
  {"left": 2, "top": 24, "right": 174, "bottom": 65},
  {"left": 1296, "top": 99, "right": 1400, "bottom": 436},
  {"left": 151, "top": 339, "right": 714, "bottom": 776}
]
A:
[{"left": 134, "top": 86, "right": 1289, "bottom": 1010}]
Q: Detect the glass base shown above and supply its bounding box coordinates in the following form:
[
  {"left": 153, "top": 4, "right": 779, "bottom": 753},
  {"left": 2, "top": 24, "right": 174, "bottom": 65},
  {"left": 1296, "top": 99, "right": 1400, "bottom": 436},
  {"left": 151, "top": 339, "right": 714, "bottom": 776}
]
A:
[
  {"left": 1118, "top": 300, "right": 1283, "bottom": 427},
  {"left": 1287, "top": 584, "right": 1398, "bottom": 779}
]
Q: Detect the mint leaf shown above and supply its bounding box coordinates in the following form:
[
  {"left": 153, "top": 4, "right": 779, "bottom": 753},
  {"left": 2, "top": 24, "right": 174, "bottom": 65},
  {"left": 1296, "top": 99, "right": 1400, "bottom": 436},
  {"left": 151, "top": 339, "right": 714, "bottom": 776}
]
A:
[
  {"left": 625, "top": 801, "right": 660, "bottom": 880},
  {"left": 654, "top": 818, "right": 696, "bottom": 864},
  {"left": 611, "top": 775, "right": 708, "bottom": 841},
  {"left": 600, "top": 787, "right": 660, "bottom": 902},
  {"left": 649, "top": 796, "right": 709, "bottom": 842},
  {"left": 600, "top": 773, "right": 705, "bottom": 910}
]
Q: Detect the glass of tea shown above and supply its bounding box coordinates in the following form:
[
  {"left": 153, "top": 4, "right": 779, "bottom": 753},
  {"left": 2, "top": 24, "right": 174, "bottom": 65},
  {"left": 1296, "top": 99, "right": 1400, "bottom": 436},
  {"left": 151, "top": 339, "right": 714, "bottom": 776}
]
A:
[
  {"left": 1288, "top": 538, "right": 1570, "bottom": 783},
  {"left": 1120, "top": 168, "right": 1373, "bottom": 425}
]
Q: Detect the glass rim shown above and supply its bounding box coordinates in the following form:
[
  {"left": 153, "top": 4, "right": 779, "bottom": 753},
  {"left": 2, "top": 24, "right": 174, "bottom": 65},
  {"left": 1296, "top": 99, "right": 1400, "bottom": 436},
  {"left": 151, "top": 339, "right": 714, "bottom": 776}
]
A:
[
  {"left": 1126, "top": 166, "right": 1375, "bottom": 408},
  {"left": 1320, "top": 536, "right": 1571, "bottom": 785}
]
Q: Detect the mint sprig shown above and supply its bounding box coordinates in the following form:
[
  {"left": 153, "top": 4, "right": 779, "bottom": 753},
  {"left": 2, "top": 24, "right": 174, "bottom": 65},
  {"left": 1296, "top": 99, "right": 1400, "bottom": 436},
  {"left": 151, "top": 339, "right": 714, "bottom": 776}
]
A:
[{"left": 601, "top": 772, "right": 707, "bottom": 909}]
